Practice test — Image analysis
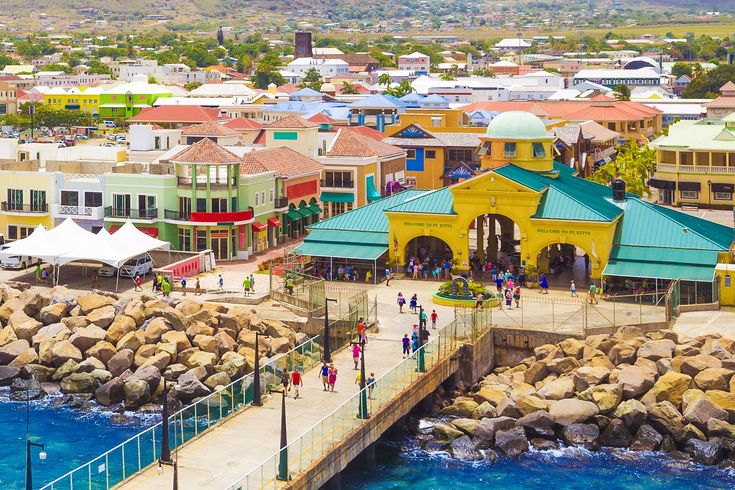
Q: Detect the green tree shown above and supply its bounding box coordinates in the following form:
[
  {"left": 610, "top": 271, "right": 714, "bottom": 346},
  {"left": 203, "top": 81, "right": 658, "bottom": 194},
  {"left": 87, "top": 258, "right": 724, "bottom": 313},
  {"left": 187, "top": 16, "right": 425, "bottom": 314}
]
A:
[
  {"left": 385, "top": 79, "right": 413, "bottom": 98},
  {"left": 85, "top": 59, "right": 111, "bottom": 75},
  {"left": 216, "top": 27, "right": 224, "bottom": 46},
  {"left": 0, "top": 54, "right": 14, "bottom": 68},
  {"left": 298, "top": 67, "right": 323, "bottom": 91},
  {"left": 236, "top": 54, "right": 253, "bottom": 73},
  {"left": 340, "top": 81, "right": 359, "bottom": 95},
  {"left": 440, "top": 71, "right": 457, "bottom": 81},
  {"left": 40, "top": 63, "right": 72, "bottom": 74},
  {"left": 612, "top": 84, "right": 631, "bottom": 101},
  {"left": 471, "top": 67, "right": 495, "bottom": 77},
  {"left": 588, "top": 141, "right": 655, "bottom": 197},
  {"left": 671, "top": 62, "right": 692, "bottom": 79},
  {"left": 184, "top": 81, "right": 203, "bottom": 91},
  {"left": 684, "top": 64, "right": 735, "bottom": 98},
  {"left": 377, "top": 73, "right": 392, "bottom": 87}
]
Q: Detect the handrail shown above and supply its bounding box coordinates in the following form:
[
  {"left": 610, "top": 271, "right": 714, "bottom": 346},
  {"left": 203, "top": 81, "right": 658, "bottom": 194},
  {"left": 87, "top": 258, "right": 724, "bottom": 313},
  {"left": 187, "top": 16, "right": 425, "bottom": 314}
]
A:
[{"left": 39, "top": 335, "right": 321, "bottom": 490}]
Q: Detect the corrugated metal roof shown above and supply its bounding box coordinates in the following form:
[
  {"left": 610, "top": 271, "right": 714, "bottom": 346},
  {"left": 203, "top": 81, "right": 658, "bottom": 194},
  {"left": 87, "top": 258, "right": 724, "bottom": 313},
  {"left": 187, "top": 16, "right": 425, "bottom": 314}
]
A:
[
  {"left": 385, "top": 188, "right": 455, "bottom": 215},
  {"left": 294, "top": 229, "right": 387, "bottom": 260},
  {"left": 309, "top": 190, "right": 425, "bottom": 233},
  {"left": 615, "top": 198, "right": 734, "bottom": 251},
  {"left": 534, "top": 187, "right": 610, "bottom": 222},
  {"left": 604, "top": 245, "right": 718, "bottom": 282}
]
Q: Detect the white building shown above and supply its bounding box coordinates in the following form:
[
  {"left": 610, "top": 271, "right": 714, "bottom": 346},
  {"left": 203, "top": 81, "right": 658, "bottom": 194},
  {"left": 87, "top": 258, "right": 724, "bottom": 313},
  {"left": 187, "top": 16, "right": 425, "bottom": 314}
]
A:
[
  {"left": 398, "top": 52, "right": 430, "bottom": 74},
  {"left": 412, "top": 72, "right": 565, "bottom": 103},
  {"left": 573, "top": 68, "right": 661, "bottom": 88},
  {"left": 33, "top": 72, "right": 112, "bottom": 87},
  {"left": 286, "top": 57, "right": 349, "bottom": 79},
  {"left": 494, "top": 39, "right": 532, "bottom": 51}
]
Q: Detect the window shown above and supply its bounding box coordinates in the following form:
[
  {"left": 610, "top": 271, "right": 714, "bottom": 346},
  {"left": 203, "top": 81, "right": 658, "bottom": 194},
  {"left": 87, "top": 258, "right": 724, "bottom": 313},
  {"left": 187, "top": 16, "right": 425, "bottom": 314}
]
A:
[
  {"left": 6, "top": 189, "right": 22, "bottom": 210},
  {"left": 196, "top": 198, "right": 206, "bottom": 213},
  {"left": 113, "top": 193, "right": 131, "bottom": 216},
  {"left": 196, "top": 230, "right": 207, "bottom": 252},
  {"left": 269, "top": 189, "right": 274, "bottom": 203},
  {"left": 85, "top": 192, "right": 102, "bottom": 207},
  {"left": 503, "top": 142, "right": 516, "bottom": 158},
  {"left": 477, "top": 142, "right": 492, "bottom": 157},
  {"left": 607, "top": 123, "right": 616, "bottom": 131},
  {"left": 7, "top": 225, "right": 34, "bottom": 240},
  {"left": 61, "top": 190, "right": 79, "bottom": 206},
  {"left": 532, "top": 142, "right": 546, "bottom": 158},
  {"left": 714, "top": 192, "right": 732, "bottom": 201},
  {"left": 178, "top": 228, "right": 191, "bottom": 251},
  {"left": 30, "top": 190, "right": 46, "bottom": 212},
  {"left": 138, "top": 194, "right": 156, "bottom": 214},
  {"left": 681, "top": 190, "right": 699, "bottom": 200},
  {"left": 447, "top": 149, "right": 475, "bottom": 162},
  {"left": 426, "top": 150, "right": 436, "bottom": 159},
  {"left": 254, "top": 192, "right": 260, "bottom": 207},
  {"left": 211, "top": 198, "right": 227, "bottom": 213},
  {"left": 406, "top": 149, "right": 416, "bottom": 159},
  {"left": 324, "top": 171, "right": 353, "bottom": 188},
  {"left": 260, "top": 191, "right": 266, "bottom": 206}
]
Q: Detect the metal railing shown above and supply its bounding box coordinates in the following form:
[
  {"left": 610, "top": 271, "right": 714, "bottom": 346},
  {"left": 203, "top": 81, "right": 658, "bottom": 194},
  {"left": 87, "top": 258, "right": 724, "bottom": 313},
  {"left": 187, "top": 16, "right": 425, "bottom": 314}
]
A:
[
  {"left": 224, "top": 316, "right": 467, "bottom": 490},
  {"left": 40, "top": 336, "right": 322, "bottom": 490},
  {"left": 1, "top": 202, "right": 48, "bottom": 213},
  {"left": 274, "top": 196, "right": 289, "bottom": 209},
  {"left": 51, "top": 204, "right": 105, "bottom": 219},
  {"left": 164, "top": 209, "right": 191, "bottom": 221},
  {"left": 104, "top": 207, "right": 158, "bottom": 220},
  {"left": 656, "top": 163, "right": 735, "bottom": 174}
]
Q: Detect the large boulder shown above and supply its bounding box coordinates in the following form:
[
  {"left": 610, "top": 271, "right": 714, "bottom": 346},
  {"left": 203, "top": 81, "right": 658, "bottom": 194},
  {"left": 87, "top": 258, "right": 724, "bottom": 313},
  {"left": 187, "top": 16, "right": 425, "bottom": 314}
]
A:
[
  {"left": 600, "top": 418, "right": 632, "bottom": 448},
  {"left": 0, "top": 365, "right": 21, "bottom": 386},
  {"left": 133, "top": 344, "right": 157, "bottom": 368},
  {"left": 162, "top": 308, "right": 187, "bottom": 332},
  {"left": 49, "top": 340, "right": 83, "bottom": 366},
  {"left": 139, "top": 352, "right": 171, "bottom": 372},
  {"left": 617, "top": 365, "right": 656, "bottom": 399},
  {"left": 516, "top": 395, "right": 550, "bottom": 416},
  {"left": 32, "top": 323, "right": 70, "bottom": 348},
  {"left": 0, "top": 339, "right": 30, "bottom": 364},
  {"left": 693, "top": 368, "right": 733, "bottom": 392},
  {"left": 77, "top": 293, "right": 115, "bottom": 315},
  {"left": 647, "top": 371, "right": 691, "bottom": 406},
  {"left": 523, "top": 361, "right": 549, "bottom": 385},
  {"left": 449, "top": 435, "right": 482, "bottom": 460},
  {"left": 538, "top": 377, "right": 575, "bottom": 400},
  {"left": 204, "top": 372, "right": 231, "bottom": 390},
  {"left": 143, "top": 318, "right": 170, "bottom": 344},
  {"left": 95, "top": 377, "right": 125, "bottom": 406},
  {"left": 86, "top": 341, "right": 117, "bottom": 366},
  {"left": 516, "top": 410, "right": 556, "bottom": 438},
  {"left": 39, "top": 303, "right": 68, "bottom": 325},
  {"left": 614, "top": 399, "right": 648, "bottom": 432},
  {"left": 108, "top": 349, "right": 134, "bottom": 377},
  {"left": 684, "top": 439, "right": 725, "bottom": 466},
  {"left": 561, "top": 423, "right": 600, "bottom": 449},
  {"left": 215, "top": 352, "right": 248, "bottom": 379},
  {"left": 69, "top": 325, "right": 107, "bottom": 352},
  {"left": 572, "top": 366, "right": 610, "bottom": 392},
  {"left": 13, "top": 318, "right": 43, "bottom": 343},
  {"left": 123, "top": 379, "right": 151, "bottom": 409},
  {"left": 608, "top": 342, "right": 637, "bottom": 366},
  {"left": 60, "top": 372, "right": 100, "bottom": 393},
  {"left": 473, "top": 417, "right": 516, "bottom": 447},
  {"left": 173, "top": 375, "right": 210, "bottom": 400},
  {"left": 494, "top": 427, "right": 529, "bottom": 456},
  {"left": 182, "top": 351, "right": 217, "bottom": 372},
  {"left": 0, "top": 325, "right": 18, "bottom": 347},
  {"left": 129, "top": 365, "right": 162, "bottom": 391},
  {"left": 647, "top": 401, "right": 686, "bottom": 436},
  {"left": 577, "top": 383, "right": 623, "bottom": 415},
  {"left": 549, "top": 398, "right": 599, "bottom": 426},
  {"left": 105, "top": 316, "right": 137, "bottom": 345},
  {"left": 440, "top": 398, "right": 480, "bottom": 418},
  {"left": 116, "top": 331, "right": 145, "bottom": 353},
  {"left": 701, "top": 338, "right": 735, "bottom": 360},
  {"left": 546, "top": 357, "right": 580, "bottom": 375},
  {"left": 707, "top": 418, "right": 735, "bottom": 440},
  {"left": 433, "top": 421, "right": 464, "bottom": 441},
  {"left": 680, "top": 354, "right": 722, "bottom": 377},
  {"left": 705, "top": 390, "right": 735, "bottom": 418},
  {"left": 684, "top": 398, "right": 728, "bottom": 431},
  {"left": 161, "top": 330, "right": 192, "bottom": 353},
  {"left": 559, "top": 338, "right": 586, "bottom": 359},
  {"left": 637, "top": 339, "right": 676, "bottom": 361},
  {"left": 630, "top": 424, "right": 663, "bottom": 451}
]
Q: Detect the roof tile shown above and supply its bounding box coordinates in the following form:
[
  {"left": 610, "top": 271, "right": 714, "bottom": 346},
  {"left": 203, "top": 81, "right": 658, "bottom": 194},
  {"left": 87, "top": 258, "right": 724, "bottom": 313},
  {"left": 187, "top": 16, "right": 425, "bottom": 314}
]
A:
[
  {"left": 169, "top": 138, "right": 241, "bottom": 164},
  {"left": 241, "top": 147, "right": 322, "bottom": 177}
]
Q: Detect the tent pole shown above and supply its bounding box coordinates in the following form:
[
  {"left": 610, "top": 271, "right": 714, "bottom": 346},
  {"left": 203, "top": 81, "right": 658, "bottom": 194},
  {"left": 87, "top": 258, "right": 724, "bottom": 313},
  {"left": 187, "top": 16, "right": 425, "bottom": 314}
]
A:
[{"left": 116, "top": 267, "right": 120, "bottom": 293}]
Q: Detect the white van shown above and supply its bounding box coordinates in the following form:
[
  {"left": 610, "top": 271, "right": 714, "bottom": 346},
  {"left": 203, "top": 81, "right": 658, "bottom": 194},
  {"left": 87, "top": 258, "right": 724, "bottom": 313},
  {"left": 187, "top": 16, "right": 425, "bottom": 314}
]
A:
[
  {"left": 1, "top": 252, "right": 36, "bottom": 270},
  {"left": 98, "top": 254, "right": 153, "bottom": 278}
]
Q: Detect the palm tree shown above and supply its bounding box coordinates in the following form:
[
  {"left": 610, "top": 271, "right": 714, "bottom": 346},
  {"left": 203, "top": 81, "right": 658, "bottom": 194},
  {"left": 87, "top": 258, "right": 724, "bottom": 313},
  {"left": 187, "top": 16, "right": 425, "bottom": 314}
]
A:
[
  {"left": 341, "top": 81, "right": 359, "bottom": 95},
  {"left": 378, "top": 73, "right": 392, "bottom": 87}
]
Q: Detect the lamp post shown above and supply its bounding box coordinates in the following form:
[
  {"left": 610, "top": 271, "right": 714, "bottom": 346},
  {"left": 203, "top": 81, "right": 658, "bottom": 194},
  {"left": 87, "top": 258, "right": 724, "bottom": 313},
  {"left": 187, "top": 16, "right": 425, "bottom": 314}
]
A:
[
  {"left": 25, "top": 383, "right": 47, "bottom": 490},
  {"left": 417, "top": 305, "right": 426, "bottom": 373},
  {"left": 274, "top": 389, "right": 289, "bottom": 481},
  {"left": 351, "top": 339, "right": 368, "bottom": 419},
  {"left": 252, "top": 331, "right": 262, "bottom": 407},
  {"left": 708, "top": 180, "right": 712, "bottom": 210},
  {"left": 323, "top": 297, "right": 337, "bottom": 363},
  {"left": 160, "top": 378, "right": 173, "bottom": 464},
  {"left": 28, "top": 93, "right": 36, "bottom": 142},
  {"left": 171, "top": 407, "right": 179, "bottom": 490}
]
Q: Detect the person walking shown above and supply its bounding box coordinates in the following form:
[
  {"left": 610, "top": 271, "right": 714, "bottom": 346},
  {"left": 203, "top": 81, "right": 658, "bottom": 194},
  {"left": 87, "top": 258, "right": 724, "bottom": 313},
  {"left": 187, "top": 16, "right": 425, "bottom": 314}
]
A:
[
  {"left": 570, "top": 280, "right": 578, "bottom": 297},
  {"left": 402, "top": 333, "right": 411, "bottom": 358},
  {"left": 411, "top": 328, "right": 419, "bottom": 353},
  {"left": 514, "top": 286, "right": 521, "bottom": 308},
  {"left": 409, "top": 294, "right": 418, "bottom": 314},
  {"left": 504, "top": 287, "right": 513, "bottom": 309},
  {"left": 397, "top": 292, "right": 406, "bottom": 313},
  {"left": 243, "top": 275, "right": 251, "bottom": 296},
  {"left": 475, "top": 292, "right": 484, "bottom": 309},
  {"left": 133, "top": 273, "right": 143, "bottom": 292},
  {"left": 35, "top": 263, "right": 41, "bottom": 283},
  {"left": 162, "top": 278, "right": 171, "bottom": 297},
  {"left": 328, "top": 364, "right": 338, "bottom": 392},
  {"left": 419, "top": 308, "right": 427, "bottom": 329},
  {"left": 320, "top": 362, "right": 329, "bottom": 391},
  {"left": 217, "top": 274, "right": 224, "bottom": 291},
  {"left": 367, "top": 372, "right": 376, "bottom": 399},
  {"left": 249, "top": 273, "right": 255, "bottom": 293},
  {"left": 281, "top": 369, "right": 290, "bottom": 396},
  {"left": 181, "top": 276, "right": 187, "bottom": 295},
  {"left": 430, "top": 309, "right": 438, "bottom": 329},
  {"left": 285, "top": 276, "right": 294, "bottom": 295},
  {"left": 356, "top": 317, "right": 367, "bottom": 343},
  {"left": 385, "top": 267, "right": 391, "bottom": 286},
  {"left": 539, "top": 274, "right": 549, "bottom": 294},
  {"left": 352, "top": 342, "right": 362, "bottom": 370},
  {"left": 589, "top": 283, "right": 599, "bottom": 304},
  {"left": 195, "top": 277, "right": 202, "bottom": 296},
  {"left": 291, "top": 367, "right": 303, "bottom": 398}
]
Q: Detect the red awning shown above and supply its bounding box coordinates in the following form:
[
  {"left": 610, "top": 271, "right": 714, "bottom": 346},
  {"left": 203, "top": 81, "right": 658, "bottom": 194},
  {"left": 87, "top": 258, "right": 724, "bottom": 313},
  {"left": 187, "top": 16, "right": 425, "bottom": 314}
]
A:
[
  {"left": 108, "top": 225, "right": 159, "bottom": 238},
  {"left": 267, "top": 217, "right": 282, "bottom": 228},
  {"left": 251, "top": 221, "right": 266, "bottom": 232}
]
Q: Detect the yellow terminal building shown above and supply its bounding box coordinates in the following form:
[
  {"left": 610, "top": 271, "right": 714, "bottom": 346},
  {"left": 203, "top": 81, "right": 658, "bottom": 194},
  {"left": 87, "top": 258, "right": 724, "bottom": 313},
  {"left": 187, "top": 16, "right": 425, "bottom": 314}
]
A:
[{"left": 297, "top": 112, "right": 735, "bottom": 305}]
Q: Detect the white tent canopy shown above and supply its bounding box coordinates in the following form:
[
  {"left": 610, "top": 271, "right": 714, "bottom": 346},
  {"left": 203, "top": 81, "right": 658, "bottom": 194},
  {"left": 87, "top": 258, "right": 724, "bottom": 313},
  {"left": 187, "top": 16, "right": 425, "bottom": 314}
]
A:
[{"left": 0, "top": 219, "right": 171, "bottom": 284}]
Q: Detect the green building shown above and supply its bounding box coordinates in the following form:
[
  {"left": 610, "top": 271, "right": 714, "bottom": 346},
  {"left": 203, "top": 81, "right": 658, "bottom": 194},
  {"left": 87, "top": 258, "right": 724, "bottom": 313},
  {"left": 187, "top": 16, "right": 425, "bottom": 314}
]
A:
[{"left": 99, "top": 79, "right": 173, "bottom": 122}]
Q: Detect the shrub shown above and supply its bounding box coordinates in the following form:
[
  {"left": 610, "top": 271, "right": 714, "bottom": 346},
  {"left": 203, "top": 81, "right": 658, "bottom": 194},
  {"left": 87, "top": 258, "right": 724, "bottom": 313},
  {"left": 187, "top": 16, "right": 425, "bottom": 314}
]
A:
[{"left": 437, "top": 280, "right": 489, "bottom": 297}]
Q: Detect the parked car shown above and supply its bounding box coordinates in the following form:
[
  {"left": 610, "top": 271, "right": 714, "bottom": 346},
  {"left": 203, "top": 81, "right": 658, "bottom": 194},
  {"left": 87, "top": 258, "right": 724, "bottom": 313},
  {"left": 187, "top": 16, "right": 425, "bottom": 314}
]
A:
[
  {"left": 98, "top": 254, "right": 153, "bottom": 278},
  {"left": 1, "top": 253, "right": 37, "bottom": 270}
]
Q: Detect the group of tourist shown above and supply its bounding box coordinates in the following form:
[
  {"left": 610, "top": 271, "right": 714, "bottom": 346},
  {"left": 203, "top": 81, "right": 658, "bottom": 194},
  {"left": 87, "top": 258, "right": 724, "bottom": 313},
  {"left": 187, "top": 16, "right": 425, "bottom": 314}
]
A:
[
  {"left": 34, "top": 264, "right": 55, "bottom": 285},
  {"left": 405, "top": 256, "right": 453, "bottom": 281}
]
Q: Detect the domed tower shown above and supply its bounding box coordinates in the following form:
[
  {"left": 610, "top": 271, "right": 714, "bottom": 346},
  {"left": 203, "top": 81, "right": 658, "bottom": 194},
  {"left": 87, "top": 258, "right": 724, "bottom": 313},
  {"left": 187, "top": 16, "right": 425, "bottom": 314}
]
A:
[{"left": 479, "top": 111, "right": 554, "bottom": 173}]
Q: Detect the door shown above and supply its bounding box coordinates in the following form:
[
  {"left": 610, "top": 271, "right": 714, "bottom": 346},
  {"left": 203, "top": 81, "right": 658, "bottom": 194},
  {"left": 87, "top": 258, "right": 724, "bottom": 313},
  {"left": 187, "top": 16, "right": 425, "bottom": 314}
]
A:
[
  {"left": 211, "top": 236, "right": 229, "bottom": 260},
  {"left": 138, "top": 195, "right": 156, "bottom": 219},
  {"left": 113, "top": 194, "right": 131, "bottom": 217}
]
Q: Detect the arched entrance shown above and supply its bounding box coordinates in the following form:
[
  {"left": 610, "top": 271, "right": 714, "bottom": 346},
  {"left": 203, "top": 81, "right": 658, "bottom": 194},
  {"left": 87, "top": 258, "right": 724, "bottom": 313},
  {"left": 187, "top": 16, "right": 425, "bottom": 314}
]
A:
[
  {"left": 404, "top": 235, "right": 454, "bottom": 279},
  {"left": 468, "top": 214, "right": 522, "bottom": 275},
  {"left": 536, "top": 243, "right": 592, "bottom": 288}
]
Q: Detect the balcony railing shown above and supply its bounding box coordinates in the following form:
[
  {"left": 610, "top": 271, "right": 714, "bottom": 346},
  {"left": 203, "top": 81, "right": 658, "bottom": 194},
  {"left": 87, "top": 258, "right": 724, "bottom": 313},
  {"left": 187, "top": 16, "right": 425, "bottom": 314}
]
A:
[
  {"left": 164, "top": 209, "right": 191, "bottom": 221},
  {"left": 163, "top": 209, "right": 253, "bottom": 223},
  {"left": 274, "top": 196, "right": 289, "bottom": 209},
  {"left": 51, "top": 204, "right": 104, "bottom": 220},
  {"left": 656, "top": 163, "right": 735, "bottom": 174},
  {"left": 320, "top": 179, "right": 354, "bottom": 189},
  {"left": 1, "top": 202, "right": 48, "bottom": 213},
  {"left": 104, "top": 207, "right": 158, "bottom": 220}
]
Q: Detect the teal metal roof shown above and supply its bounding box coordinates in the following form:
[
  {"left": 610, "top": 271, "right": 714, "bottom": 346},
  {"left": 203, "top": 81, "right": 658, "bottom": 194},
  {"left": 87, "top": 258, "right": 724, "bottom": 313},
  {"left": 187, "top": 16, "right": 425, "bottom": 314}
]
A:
[
  {"left": 310, "top": 190, "right": 426, "bottom": 233},
  {"left": 293, "top": 229, "right": 387, "bottom": 260},
  {"left": 385, "top": 188, "right": 455, "bottom": 215},
  {"left": 535, "top": 187, "right": 612, "bottom": 222},
  {"left": 614, "top": 198, "right": 734, "bottom": 251},
  {"left": 320, "top": 192, "right": 354, "bottom": 203},
  {"left": 604, "top": 245, "right": 718, "bottom": 282}
]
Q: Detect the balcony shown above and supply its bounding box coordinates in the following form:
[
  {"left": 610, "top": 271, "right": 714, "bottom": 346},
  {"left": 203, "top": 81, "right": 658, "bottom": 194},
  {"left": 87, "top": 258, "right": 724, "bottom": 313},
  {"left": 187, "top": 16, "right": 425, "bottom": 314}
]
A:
[
  {"left": 51, "top": 204, "right": 105, "bottom": 220},
  {"left": 177, "top": 176, "right": 236, "bottom": 190},
  {"left": 1, "top": 202, "right": 48, "bottom": 214},
  {"left": 163, "top": 209, "right": 253, "bottom": 224},
  {"left": 320, "top": 179, "right": 354, "bottom": 189},
  {"left": 104, "top": 207, "right": 158, "bottom": 220},
  {"left": 656, "top": 163, "right": 735, "bottom": 175},
  {"left": 274, "top": 196, "right": 289, "bottom": 209}
]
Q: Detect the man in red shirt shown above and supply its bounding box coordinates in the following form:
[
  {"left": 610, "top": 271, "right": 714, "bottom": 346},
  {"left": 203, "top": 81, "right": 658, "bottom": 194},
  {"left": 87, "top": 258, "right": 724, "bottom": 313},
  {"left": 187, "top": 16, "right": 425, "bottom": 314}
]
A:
[
  {"left": 356, "top": 317, "right": 367, "bottom": 343},
  {"left": 291, "top": 367, "right": 303, "bottom": 398}
]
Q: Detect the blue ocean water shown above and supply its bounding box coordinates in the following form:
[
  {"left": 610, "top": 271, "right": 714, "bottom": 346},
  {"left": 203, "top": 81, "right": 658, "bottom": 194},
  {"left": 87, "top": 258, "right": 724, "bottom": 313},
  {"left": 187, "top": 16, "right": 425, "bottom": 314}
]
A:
[
  {"left": 342, "top": 439, "right": 735, "bottom": 490},
  {"left": 0, "top": 396, "right": 156, "bottom": 490}
]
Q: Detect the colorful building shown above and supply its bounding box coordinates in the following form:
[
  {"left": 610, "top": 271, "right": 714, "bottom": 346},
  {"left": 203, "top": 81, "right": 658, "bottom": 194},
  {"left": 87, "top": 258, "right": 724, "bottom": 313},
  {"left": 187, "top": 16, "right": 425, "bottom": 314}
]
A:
[
  {"left": 99, "top": 79, "right": 173, "bottom": 122},
  {"left": 0, "top": 163, "right": 53, "bottom": 240},
  {"left": 42, "top": 86, "right": 102, "bottom": 115}
]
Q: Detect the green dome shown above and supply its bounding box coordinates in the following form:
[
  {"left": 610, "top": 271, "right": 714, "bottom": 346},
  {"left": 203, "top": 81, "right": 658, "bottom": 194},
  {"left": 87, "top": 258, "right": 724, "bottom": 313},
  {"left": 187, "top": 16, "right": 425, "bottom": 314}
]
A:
[{"left": 486, "top": 111, "right": 548, "bottom": 140}]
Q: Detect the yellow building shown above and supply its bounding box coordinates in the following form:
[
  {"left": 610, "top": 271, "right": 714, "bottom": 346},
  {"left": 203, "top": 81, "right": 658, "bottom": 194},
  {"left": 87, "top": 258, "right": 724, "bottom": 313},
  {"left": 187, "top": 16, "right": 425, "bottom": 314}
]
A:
[
  {"left": 0, "top": 164, "right": 54, "bottom": 240},
  {"left": 42, "top": 86, "right": 102, "bottom": 115}
]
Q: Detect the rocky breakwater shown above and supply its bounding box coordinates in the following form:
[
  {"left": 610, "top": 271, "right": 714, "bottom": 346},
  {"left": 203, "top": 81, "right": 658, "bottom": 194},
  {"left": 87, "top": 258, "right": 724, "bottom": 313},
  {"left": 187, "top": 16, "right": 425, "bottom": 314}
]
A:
[
  {"left": 0, "top": 283, "right": 315, "bottom": 412},
  {"left": 420, "top": 326, "right": 735, "bottom": 467}
]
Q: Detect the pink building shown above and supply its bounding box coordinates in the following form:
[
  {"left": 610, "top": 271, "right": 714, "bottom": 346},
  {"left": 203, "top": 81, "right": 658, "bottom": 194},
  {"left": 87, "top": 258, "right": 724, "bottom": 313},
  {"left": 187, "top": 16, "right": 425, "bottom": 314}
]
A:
[{"left": 398, "top": 52, "right": 430, "bottom": 74}]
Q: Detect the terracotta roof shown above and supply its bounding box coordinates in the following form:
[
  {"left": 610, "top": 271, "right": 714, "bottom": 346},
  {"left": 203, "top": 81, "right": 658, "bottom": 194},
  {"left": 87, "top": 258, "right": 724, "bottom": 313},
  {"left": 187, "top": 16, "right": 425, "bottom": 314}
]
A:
[
  {"left": 241, "top": 147, "right": 322, "bottom": 177},
  {"left": 346, "top": 126, "right": 385, "bottom": 141},
  {"left": 129, "top": 106, "right": 222, "bottom": 123},
  {"left": 276, "top": 83, "right": 300, "bottom": 94},
  {"left": 721, "top": 81, "right": 735, "bottom": 92},
  {"left": 705, "top": 96, "right": 735, "bottom": 109},
  {"left": 169, "top": 138, "right": 241, "bottom": 165},
  {"left": 266, "top": 114, "right": 320, "bottom": 129},
  {"left": 253, "top": 130, "right": 266, "bottom": 145},
  {"left": 307, "top": 113, "right": 337, "bottom": 124},
  {"left": 180, "top": 120, "right": 239, "bottom": 136},
  {"left": 579, "top": 120, "right": 621, "bottom": 142},
  {"left": 327, "top": 128, "right": 404, "bottom": 158},
  {"left": 240, "top": 158, "right": 270, "bottom": 175},
  {"left": 223, "top": 117, "right": 262, "bottom": 130}
]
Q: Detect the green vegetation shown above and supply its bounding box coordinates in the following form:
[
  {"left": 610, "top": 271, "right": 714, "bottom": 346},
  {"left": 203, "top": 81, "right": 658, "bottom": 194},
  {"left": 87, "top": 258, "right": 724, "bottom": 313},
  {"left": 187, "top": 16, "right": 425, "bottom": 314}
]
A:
[
  {"left": 683, "top": 64, "right": 735, "bottom": 98},
  {"left": 588, "top": 142, "right": 656, "bottom": 198},
  {"left": 437, "top": 280, "right": 489, "bottom": 298},
  {"left": 298, "top": 68, "right": 323, "bottom": 91}
]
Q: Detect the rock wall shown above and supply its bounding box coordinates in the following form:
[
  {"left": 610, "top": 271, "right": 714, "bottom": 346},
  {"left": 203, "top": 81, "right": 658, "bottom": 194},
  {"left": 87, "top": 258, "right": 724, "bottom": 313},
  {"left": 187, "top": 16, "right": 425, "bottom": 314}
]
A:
[{"left": 0, "top": 283, "right": 315, "bottom": 412}]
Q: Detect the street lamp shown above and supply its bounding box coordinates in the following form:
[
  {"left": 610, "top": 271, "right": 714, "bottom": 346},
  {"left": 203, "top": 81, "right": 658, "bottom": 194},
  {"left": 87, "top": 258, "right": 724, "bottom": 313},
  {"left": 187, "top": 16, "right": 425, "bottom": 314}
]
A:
[
  {"left": 274, "top": 389, "right": 289, "bottom": 481},
  {"left": 160, "top": 378, "right": 173, "bottom": 464},
  {"left": 351, "top": 339, "right": 368, "bottom": 419},
  {"left": 707, "top": 180, "right": 712, "bottom": 210},
  {"left": 25, "top": 383, "right": 47, "bottom": 490},
  {"left": 323, "top": 297, "right": 338, "bottom": 363},
  {"left": 417, "top": 305, "right": 426, "bottom": 373},
  {"left": 252, "top": 331, "right": 262, "bottom": 407}
]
